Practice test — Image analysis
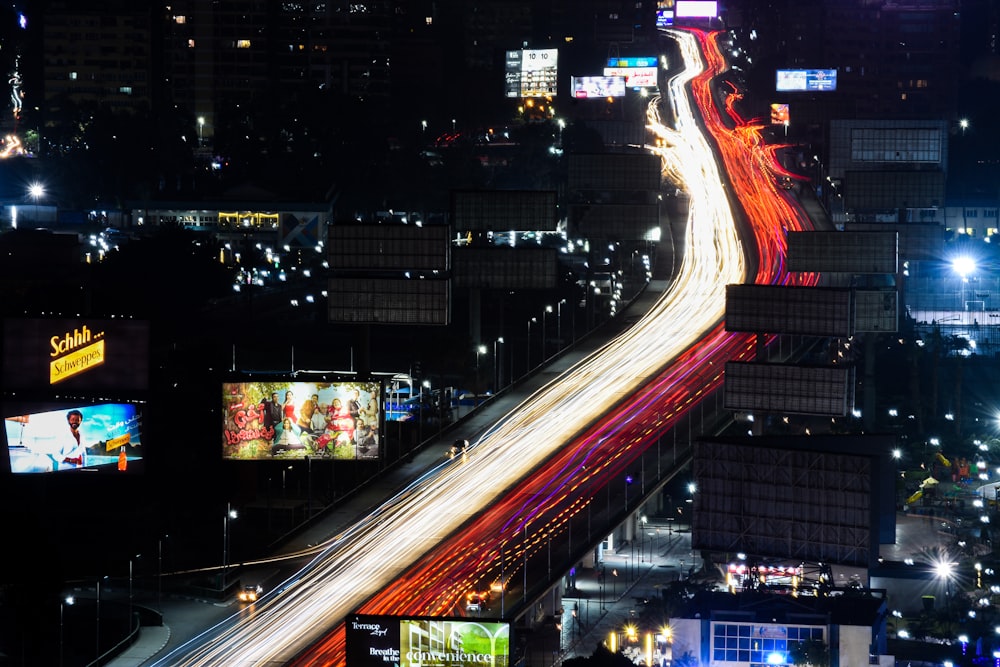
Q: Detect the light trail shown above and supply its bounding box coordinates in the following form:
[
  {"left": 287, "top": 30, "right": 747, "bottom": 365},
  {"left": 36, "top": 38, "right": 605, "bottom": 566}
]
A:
[{"left": 156, "top": 27, "right": 818, "bottom": 667}]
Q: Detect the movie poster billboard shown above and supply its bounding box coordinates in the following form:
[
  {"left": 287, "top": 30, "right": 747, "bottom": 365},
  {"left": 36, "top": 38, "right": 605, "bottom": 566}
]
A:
[
  {"left": 770, "top": 103, "right": 789, "bottom": 125},
  {"left": 2, "top": 317, "right": 150, "bottom": 391},
  {"left": 222, "top": 380, "right": 381, "bottom": 460},
  {"left": 3, "top": 401, "right": 144, "bottom": 474},
  {"left": 345, "top": 614, "right": 511, "bottom": 667}
]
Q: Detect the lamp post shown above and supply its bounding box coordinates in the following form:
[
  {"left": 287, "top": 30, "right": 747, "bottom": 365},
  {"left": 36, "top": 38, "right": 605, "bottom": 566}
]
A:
[
  {"left": 542, "top": 305, "right": 552, "bottom": 359},
  {"left": 475, "top": 344, "right": 486, "bottom": 370},
  {"left": 494, "top": 337, "right": 504, "bottom": 391},
  {"left": 60, "top": 595, "right": 74, "bottom": 667},
  {"left": 960, "top": 118, "right": 969, "bottom": 136},
  {"left": 557, "top": 299, "right": 566, "bottom": 353},
  {"left": 28, "top": 181, "right": 43, "bottom": 223},
  {"left": 197, "top": 116, "right": 204, "bottom": 145},
  {"left": 223, "top": 502, "right": 238, "bottom": 589},
  {"left": 527, "top": 317, "right": 537, "bottom": 373},
  {"left": 158, "top": 535, "right": 168, "bottom": 613}
]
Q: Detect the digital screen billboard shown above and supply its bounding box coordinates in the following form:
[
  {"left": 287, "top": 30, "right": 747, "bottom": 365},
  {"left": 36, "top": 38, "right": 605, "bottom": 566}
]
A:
[
  {"left": 675, "top": 0, "right": 719, "bottom": 18},
  {"left": 3, "top": 401, "right": 145, "bottom": 474},
  {"left": 605, "top": 56, "right": 657, "bottom": 68},
  {"left": 504, "top": 48, "right": 557, "bottom": 98},
  {"left": 602, "top": 66, "right": 657, "bottom": 88},
  {"left": 2, "top": 317, "right": 150, "bottom": 391},
  {"left": 571, "top": 76, "right": 626, "bottom": 98},
  {"left": 222, "top": 380, "right": 381, "bottom": 460},
  {"left": 770, "top": 103, "right": 789, "bottom": 125},
  {"left": 345, "top": 615, "right": 511, "bottom": 667},
  {"left": 776, "top": 69, "right": 837, "bottom": 92}
]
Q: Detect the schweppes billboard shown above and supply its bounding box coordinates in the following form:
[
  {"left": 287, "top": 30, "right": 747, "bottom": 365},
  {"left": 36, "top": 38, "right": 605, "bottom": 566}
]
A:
[
  {"left": 3, "top": 318, "right": 149, "bottom": 391},
  {"left": 50, "top": 325, "right": 106, "bottom": 384}
]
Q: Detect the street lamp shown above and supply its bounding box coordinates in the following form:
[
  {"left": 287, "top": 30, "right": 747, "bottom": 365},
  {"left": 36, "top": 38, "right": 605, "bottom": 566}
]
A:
[
  {"left": 526, "top": 317, "right": 537, "bottom": 373},
  {"left": 223, "top": 502, "right": 238, "bottom": 589},
  {"left": 556, "top": 299, "right": 566, "bottom": 353},
  {"left": 494, "top": 337, "right": 504, "bottom": 391},
  {"left": 960, "top": 118, "right": 969, "bottom": 136},
  {"left": 197, "top": 116, "right": 205, "bottom": 145},
  {"left": 475, "top": 344, "right": 486, "bottom": 370},
  {"left": 542, "top": 305, "right": 553, "bottom": 359},
  {"left": 28, "top": 181, "right": 43, "bottom": 222},
  {"left": 60, "top": 595, "right": 74, "bottom": 667}
]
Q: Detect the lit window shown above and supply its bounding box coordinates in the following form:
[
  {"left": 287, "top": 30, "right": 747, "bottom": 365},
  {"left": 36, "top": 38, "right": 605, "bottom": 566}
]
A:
[
  {"left": 425, "top": 16, "right": 432, "bottom": 25},
  {"left": 237, "top": 39, "right": 251, "bottom": 49},
  {"left": 174, "top": 15, "right": 187, "bottom": 24},
  {"left": 69, "top": 72, "right": 77, "bottom": 80},
  {"left": 187, "top": 39, "right": 195, "bottom": 48},
  {"left": 119, "top": 86, "right": 132, "bottom": 95}
]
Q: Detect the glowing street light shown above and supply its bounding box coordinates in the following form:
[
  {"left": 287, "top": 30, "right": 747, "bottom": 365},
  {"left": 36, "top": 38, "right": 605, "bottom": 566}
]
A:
[
  {"left": 197, "top": 116, "right": 205, "bottom": 145},
  {"left": 28, "top": 181, "right": 43, "bottom": 222},
  {"left": 223, "top": 502, "right": 238, "bottom": 588},
  {"left": 60, "top": 595, "right": 74, "bottom": 667}
]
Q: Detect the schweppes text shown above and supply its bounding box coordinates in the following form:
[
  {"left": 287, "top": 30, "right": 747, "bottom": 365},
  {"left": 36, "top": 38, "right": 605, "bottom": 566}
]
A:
[{"left": 51, "top": 326, "right": 96, "bottom": 357}]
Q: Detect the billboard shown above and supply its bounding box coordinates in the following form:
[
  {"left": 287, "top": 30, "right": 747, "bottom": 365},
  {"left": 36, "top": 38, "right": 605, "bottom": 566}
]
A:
[
  {"left": 2, "top": 317, "right": 150, "bottom": 391},
  {"left": 605, "top": 57, "right": 657, "bottom": 68},
  {"left": 770, "top": 103, "right": 789, "bottom": 125},
  {"left": 3, "top": 401, "right": 145, "bottom": 474},
  {"left": 602, "top": 66, "right": 657, "bottom": 89},
  {"left": 345, "top": 614, "right": 511, "bottom": 667},
  {"left": 571, "top": 76, "right": 626, "bottom": 98},
  {"left": 675, "top": 1, "right": 719, "bottom": 18},
  {"left": 776, "top": 69, "right": 837, "bottom": 92},
  {"left": 222, "top": 380, "right": 381, "bottom": 460},
  {"left": 504, "top": 48, "right": 557, "bottom": 98}
]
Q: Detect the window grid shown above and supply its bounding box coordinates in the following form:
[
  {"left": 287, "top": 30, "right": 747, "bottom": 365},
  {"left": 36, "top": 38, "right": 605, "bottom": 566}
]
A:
[{"left": 711, "top": 623, "right": 824, "bottom": 665}]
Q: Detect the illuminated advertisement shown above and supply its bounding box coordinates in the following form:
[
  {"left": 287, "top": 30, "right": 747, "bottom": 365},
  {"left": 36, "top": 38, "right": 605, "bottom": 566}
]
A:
[
  {"left": 222, "top": 380, "right": 381, "bottom": 460},
  {"left": 605, "top": 57, "right": 656, "bottom": 68},
  {"left": 504, "top": 48, "right": 558, "bottom": 98},
  {"left": 3, "top": 401, "right": 144, "bottom": 474},
  {"left": 776, "top": 69, "right": 837, "bottom": 92},
  {"left": 602, "top": 66, "right": 658, "bottom": 88},
  {"left": 571, "top": 76, "right": 626, "bottom": 98},
  {"left": 345, "top": 614, "right": 511, "bottom": 667},
  {"left": 2, "top": 318, "right": 150, "bottom": 391},
  {"left": 656, "top": 10, "right": 674, "bottom": 27},
  {"left": 770, "top": 103, "right": 790, "bottom": 125},
  {"left": 675, "top": 0, "right": 719, "bottom": 18}
]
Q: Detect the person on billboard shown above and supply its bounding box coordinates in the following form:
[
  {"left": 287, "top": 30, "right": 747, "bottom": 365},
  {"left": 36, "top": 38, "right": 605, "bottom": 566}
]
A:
[
  {"left": 262, "top": 391, "right": 282, "bottom": 432},
  {"left": 59, "top": 409, "right": 91, "bottom": 466},
  {"left": 355, "top": 417, "right": 377, "bottom": 454},
  {"left": 346, "top": 388, "right": 362, "bottom": 425},
  {"left": 272, "top": 417, "right": 303, "bottom": 454},
  {"left": 281, "top": 390, "right": 299, "bottom": 432},
  {"left": 297, "top": 393, "right": 322, "bottom": 434},
  {"left": 359, "top": 396, "right": 379, "bottom": 426}
]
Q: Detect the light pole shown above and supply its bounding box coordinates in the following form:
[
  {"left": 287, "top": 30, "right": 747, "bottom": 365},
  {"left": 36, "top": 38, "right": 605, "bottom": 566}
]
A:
[
  {"left": 542, "top": 305, "right": 552, "bottom": 359},
  {"left": 526, "top": 317, "right": 537, "bottom": 373},
  {"left": 960, "top": 118, "right": 969, "bottom": 136},
  {"left": 494, "top": 337, "right": 504, "bottom": 391},
  {"left": 28, "top": 181, "right": 43, "bottom": 223},
  {"left": 557, "top": 299, "right": 566, "bottom": 353},
  {"left": 158, "top": 535, "right": 168, "bottom": 613},
  {"left": 223, "top": 502, "right": 238, "bottom": 589},
  {"left": 475, "top": 344, "right": 486, "bottom": 370},
  {"left": 197, "top": 116, "right": 205, "bottom": 145},
  {"left": 60, "top": 595, "right": 74, "bottom": 667}
]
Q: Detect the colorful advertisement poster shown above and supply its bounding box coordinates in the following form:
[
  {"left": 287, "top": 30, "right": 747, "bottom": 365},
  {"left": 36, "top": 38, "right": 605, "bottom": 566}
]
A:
[
  {"left": 222, "top": 380, "right": 381, "bottom": 460},
  {"left": 776, "top": 69, "right": 837, "bottom": 92},
  {"left": 345, "top": 615, "right": 511, "bottom": 667},
  {"left": 2, "top": 317, "right": 150, "bottom": 391},
  {"left": 3, "top": 401, "right": 144, "bottom": 474},
  {"left": 602, "top": 66, "right": 658, "bottom": 88},
  {"left": 571, "top": 76, "right": 626, "bottom": 98}
]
